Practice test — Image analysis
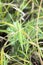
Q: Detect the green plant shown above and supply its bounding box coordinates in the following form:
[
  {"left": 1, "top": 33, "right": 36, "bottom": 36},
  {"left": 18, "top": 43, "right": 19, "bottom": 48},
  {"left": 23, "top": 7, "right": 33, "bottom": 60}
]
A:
[{"left": 0, "top": 0, "right": 43, "bottom": 65}]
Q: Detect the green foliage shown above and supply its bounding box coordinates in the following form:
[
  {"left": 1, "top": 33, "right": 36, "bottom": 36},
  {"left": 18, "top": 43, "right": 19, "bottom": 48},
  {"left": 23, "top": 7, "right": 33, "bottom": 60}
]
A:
[{"left": 0, "top": 0, "right": 43, "bottom": 65}]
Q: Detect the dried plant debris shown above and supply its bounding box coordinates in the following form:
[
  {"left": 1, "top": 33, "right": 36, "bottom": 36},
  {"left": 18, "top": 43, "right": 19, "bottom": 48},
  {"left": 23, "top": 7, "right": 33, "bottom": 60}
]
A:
[{"left": 31, "top": 52, "right": 41, "bottom": 65}]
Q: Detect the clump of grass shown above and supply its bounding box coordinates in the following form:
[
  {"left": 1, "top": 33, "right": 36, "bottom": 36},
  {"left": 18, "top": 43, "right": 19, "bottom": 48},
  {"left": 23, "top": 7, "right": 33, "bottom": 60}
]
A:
[{"left": 0, "top": 0, "right": 43, "bottom": 65}]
